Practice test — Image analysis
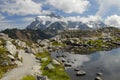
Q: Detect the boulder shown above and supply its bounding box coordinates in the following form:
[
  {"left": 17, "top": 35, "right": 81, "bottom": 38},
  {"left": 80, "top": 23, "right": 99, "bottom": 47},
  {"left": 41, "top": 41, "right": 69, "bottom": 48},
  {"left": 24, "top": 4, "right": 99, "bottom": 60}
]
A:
[
  {"left": 15, "top": 40, "right": 27, "bottom": 48},
  {"left": 74, "top": 68, "right": 80, "bottom": 71},
  {"left": 95, "top": 76, "right": 103, "bottom": 80},
  {"left": 76, "top": 70, "right": 86, "bottom": 76},
  {"left": 41, "top": 57, "right": 48, "bottom": 62},
  {"left": 61, "top": 57, "right": 66, "bottom": 62},
  {"left": 52, "top": 59, "right": 60, "bottom": 65},
  {"left": 46, "top": 64, "right": 55, "bottom": 70},
  {"left": 5, "top": 41, "right": 17, "bottom": 55},
  {"left": 17, "top": 52, "right": 22, "bottom": 60},
  {"left": 14, "top": 60, "right": 23, "bottom": 66},
  {"left": 1, "top": 61, "right": 9, "bottom": 66},
  {"left": 36, "top": 75, "right": 48, "bottom": 80},
  {"left": 96, "top": 72, "right": 103, "bottom": 76},
  {"left": 64, "top": 63, "right": 72, "bottom": 67},
  {"left": 32, "top": 65, "right": 42, "bottom": 75},
  {"left": 8, "top": 55, "right": 15, "bottom": 61}
]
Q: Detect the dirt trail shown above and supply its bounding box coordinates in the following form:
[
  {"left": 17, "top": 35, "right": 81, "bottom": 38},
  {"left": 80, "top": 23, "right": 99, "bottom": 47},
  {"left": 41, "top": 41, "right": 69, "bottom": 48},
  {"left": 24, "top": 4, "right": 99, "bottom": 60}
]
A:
[{"left": 1, "top": 50, "right": 40, "bottom": 80}]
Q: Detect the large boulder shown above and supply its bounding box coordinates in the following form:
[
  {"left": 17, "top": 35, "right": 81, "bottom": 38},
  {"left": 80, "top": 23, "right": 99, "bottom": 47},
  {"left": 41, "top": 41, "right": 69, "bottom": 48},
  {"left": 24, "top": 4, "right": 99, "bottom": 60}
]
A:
[{"left": 5, "top": 41, "right": 17, "bottom": 55}]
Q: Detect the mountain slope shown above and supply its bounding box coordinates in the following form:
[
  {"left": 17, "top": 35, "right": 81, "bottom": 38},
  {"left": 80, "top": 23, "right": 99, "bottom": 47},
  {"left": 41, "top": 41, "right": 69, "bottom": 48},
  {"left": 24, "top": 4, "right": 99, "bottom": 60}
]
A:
[
  {"left": 27, "top": 13, "right": 107, "bottom": 30},
  {"left": 1, "top": 29, "right": 53, "bottom": 41}
]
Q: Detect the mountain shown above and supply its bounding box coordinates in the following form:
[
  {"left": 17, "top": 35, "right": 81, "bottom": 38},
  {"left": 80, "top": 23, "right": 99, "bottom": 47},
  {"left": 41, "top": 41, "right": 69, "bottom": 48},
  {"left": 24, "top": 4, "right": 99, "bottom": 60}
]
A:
[{"left": 27, "top": 13, "right": 107, "bottom": 31}]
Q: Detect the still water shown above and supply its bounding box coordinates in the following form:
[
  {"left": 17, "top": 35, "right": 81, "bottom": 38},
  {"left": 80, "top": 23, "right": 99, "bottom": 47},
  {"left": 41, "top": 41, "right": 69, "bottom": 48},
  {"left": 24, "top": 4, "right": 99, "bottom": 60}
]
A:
[{"left": 52, "top": 48, "right": 120, "bottom": 80}]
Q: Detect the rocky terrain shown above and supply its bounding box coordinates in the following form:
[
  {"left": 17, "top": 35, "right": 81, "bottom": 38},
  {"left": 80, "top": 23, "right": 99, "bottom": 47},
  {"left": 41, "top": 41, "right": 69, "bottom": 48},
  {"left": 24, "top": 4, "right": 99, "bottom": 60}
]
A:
[
  {"left": 2, "top": 28, "right": 53, "bottom": 42},
  {"left": 0, "top": 33, "right": 70, "bottom": 80},
  {"left": 1, "top": 27, "right": 120, "bottom": 80}
]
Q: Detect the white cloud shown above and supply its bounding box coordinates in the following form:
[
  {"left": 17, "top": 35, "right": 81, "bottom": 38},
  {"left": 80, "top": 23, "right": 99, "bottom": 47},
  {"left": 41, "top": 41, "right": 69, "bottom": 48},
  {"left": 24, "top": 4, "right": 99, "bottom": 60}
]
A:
[
  {"left": 0, "top": 14, "right": 5, "bottom": 20},
  {"left": 47, "top": 0, "right": 90, "bottom": 14},
  {"left": 96, "top": 0, "right": 120, "bottom": 16},
  {"left": 37, "top": 15, "right": 102, "bottom": 24},
  {"left": 0, "top": 22, "right": 17, "bottom": 30},
  {"left": 0, "top": 0, "right": 42, "bottom": 16},
  {"left": 105, "top": 15, "right": 120, "bottom": 27},
  {"left": 80, "top": 15, "right": 102, "bottom": 23}
]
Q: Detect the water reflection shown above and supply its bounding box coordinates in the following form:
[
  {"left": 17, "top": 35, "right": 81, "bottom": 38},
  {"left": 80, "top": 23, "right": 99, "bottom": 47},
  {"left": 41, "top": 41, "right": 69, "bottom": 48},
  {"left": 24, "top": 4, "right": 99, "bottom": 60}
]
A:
[{"left": 52, "top": 48, "right": 120, "bottom": 80}]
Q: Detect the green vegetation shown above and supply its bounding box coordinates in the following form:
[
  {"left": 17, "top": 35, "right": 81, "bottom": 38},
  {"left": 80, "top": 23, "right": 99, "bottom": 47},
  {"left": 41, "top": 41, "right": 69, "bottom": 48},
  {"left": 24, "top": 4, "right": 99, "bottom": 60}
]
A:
[
  {"left": 0, "top": 65, "right": 16, "bottom": 78},
  {"left": 0, "top": 40, "right": 16, "bottom": 78},
  {"left": 21, "top": 75, "right": 36, "bottom": 80},
  {"left": 35, "top": 51, "right": 70, "bottom": 80},
  {"left": 52, "top": 41, "right": 66, "bottom": 46}
]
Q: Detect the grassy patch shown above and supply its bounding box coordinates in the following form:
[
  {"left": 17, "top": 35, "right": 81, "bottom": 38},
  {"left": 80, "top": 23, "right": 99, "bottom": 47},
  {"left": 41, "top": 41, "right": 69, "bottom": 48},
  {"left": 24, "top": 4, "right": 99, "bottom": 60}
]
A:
[
  {"left": 52, "top": 41, "right": 66, "bottom": 46},
  {"left": 0, "top": 45, "right": 17, "bottom": 78},
  {"left": 35, "top": 51, "right": 70, "bottom": 80},
  {"left": 21, "top": 75, "right": 36, "bottom": 80},
  {"left": 0, "top": 65, "right": 16, "bottom": 78}
]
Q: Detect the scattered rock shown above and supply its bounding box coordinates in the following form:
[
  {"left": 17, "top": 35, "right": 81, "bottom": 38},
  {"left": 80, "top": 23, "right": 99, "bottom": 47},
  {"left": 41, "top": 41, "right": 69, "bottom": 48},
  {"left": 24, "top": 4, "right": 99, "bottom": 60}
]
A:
[
  {"left": 96, "top": 72, "right": 103, "bottom": 76},
  {"left": 32, "top": 65, "right": 42, "bottom": 75},
  {"left": 36, "top": 57, "right": 41, "bottom": 61},
  {"left": 61, "top": 57, "right": 66, "bottom": 62},
  {"left": 95, "top": 76, "right": 103, "bottom": 80},
  {"left": 1, "top": 61, "right": 9, "bottom": 66},
  {"left": 76, "top": 70, "right": 86, "bottom": 76},
  {"left": 52, "top": 59, "right": 60, "bottom": 65},
  {"left": 36, "top": 75, "right": 48, "bottom": 80},
  {"left": 74, "top": 68, "right": 80, "bottom": 71},
  {"left": 64, "top": 63, "right": 72, "bottom": 67},
  {"left": 14, "top": 60, "right": 23, "bottom": 66},
  {"left": 8, "top": 55, "right": 15, "bottom": 61},
  {"left": 41, "top": 57, "right": 48, "bottom": 62},
  {"left": 46, "top": 64, "right": 55, "bottom": 70},
  {"left": 5, "top": 41, "right": 17, "bottom": 55}
]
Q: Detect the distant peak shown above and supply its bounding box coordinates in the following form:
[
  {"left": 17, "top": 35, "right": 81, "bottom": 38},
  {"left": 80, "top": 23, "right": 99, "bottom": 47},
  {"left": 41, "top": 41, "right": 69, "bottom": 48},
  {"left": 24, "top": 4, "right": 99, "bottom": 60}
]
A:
[{"left": 47, "top": 13, "right": 61, "bottom": 18}]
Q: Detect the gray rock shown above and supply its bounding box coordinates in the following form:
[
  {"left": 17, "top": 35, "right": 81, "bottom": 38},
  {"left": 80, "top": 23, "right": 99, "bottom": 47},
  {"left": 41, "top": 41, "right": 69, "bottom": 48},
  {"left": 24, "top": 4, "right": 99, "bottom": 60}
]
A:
[
  {"left": 46, "top": 64, "right": 54, "bottom": 70},
  {"left": 5, "top": 41, "right": 17, "bottom": 55},
  {"left": 96, "top": 72, "right": 103, "bottom": 76},
  {"left": 36, "top": 75, "right": 48, "bottom": 80},
  {"left": 8, "top": 55, "right": 15, "bottom": 60},
  {"left": 41, "top": 57, "right": 48, "bottom": 61},
  {"left": 2, "top": 61, "right": 9, "bottom": 66},
  {"left": 61, "top": 57, "right": 66, "bottom": 62},
  {"left": 74, "top": 68, "right": 80, "bottom": 71},
  {"left": 64, "top": 63, "right": 72, "bottom": 67},
  {"left": 14, "top": 60, "right": 23, "bottom": 66},
  {"left": 52, "top": 59, "right": 60, "bottom": 65},
  {"left": 76, "top": 70, "right": 86, "bottom": 76},
  {"left": 95, "top": 76, "right": 103, "bottom": 80}
]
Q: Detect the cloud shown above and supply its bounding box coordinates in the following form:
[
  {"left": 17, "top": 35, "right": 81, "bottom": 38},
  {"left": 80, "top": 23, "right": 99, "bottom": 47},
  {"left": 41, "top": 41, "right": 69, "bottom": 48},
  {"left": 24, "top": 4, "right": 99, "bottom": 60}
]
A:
[
  {"left": 0, "top": 0, "right": 43, "bottom": 16},
  {"left": 105, "top": 15, "right": 120, "bottom": 27},
  {"left": 0, "top": 14, "right": 5, "bottom": 20},
  {"left": 96, "top": 0, "right": 120, "bottom": 16},
  {"left": 47, "top": 0, "right": 90, "bottom": 14},
  {"left": 0, "top": 21, "right": 17, "bottom": 30}
]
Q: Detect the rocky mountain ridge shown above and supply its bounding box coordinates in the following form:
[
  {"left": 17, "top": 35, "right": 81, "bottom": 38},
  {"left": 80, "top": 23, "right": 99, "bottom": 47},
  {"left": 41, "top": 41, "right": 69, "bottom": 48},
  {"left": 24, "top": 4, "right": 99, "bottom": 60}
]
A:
[{"left": 27, "top": 13, "right": 107, "bottom": 31}]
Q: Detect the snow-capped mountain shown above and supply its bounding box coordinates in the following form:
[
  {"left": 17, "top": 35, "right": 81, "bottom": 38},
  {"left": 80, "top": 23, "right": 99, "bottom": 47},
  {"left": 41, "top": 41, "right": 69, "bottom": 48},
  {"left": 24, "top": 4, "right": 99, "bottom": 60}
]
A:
[{"left": 27, "top": 13, "right": 107, "bottom": 30}]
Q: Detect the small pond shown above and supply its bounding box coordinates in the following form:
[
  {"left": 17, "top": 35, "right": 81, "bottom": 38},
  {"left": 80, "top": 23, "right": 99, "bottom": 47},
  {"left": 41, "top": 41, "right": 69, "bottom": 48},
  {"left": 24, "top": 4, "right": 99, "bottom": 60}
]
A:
[{"left": 51, "top": 48, "right": 120, "bottom": 80}]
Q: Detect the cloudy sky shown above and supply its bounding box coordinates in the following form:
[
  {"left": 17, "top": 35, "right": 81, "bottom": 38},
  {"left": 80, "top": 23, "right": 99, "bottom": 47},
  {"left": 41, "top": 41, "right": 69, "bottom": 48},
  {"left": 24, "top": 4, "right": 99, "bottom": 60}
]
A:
[{"left": 0, "top": 0, "right": 120, "bottom": 30}]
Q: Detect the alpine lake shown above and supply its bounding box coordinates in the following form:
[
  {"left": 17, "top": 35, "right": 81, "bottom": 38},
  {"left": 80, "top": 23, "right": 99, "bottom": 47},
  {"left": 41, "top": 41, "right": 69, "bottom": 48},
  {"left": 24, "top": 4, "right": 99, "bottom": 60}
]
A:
[{"left": 51, "top": 48, "right": 120, "bottom": 80}]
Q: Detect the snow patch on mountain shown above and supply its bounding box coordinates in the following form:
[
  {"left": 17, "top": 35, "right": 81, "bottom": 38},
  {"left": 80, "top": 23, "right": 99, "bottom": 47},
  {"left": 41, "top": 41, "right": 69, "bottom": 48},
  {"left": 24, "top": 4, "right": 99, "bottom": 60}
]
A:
[{"left": 27, "top": 13, "right": 107, "bottom": 30}]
